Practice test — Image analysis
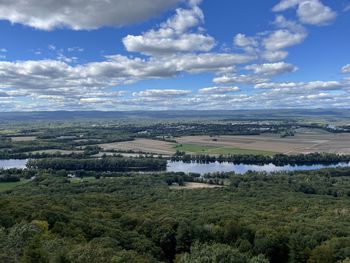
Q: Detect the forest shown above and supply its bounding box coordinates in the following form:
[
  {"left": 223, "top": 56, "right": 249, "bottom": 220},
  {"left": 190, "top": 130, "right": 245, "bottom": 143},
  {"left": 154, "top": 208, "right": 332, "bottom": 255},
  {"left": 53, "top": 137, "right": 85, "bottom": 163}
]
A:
[
  {"left": 0, "top": 168, "right": 349, "bottom": 263},
  {"left": 27, "top": 157, "right": 167, "bottom": 172}
]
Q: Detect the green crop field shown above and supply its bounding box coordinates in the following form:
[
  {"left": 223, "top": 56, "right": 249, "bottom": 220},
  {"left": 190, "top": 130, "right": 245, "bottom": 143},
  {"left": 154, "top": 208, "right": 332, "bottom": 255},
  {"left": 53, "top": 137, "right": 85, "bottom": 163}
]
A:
[
  {"left": 0, "top": 180, "right": 28, "bottom": 193},
  {"left": 173, "top": 143, "right": 277, "bottom": 156},
  {"left": 69, "top": 177, "right": 98, "bottom": 184}
]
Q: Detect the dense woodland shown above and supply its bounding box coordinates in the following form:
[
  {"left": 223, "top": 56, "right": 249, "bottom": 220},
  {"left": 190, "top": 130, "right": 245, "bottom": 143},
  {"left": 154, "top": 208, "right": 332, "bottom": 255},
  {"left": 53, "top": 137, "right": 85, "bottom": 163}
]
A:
[
  {"left": 27, "top": 157, "right": 167, "bottom": 172},
  {"left": 0, "top": 168, "right": 349, "bottom": 262}
]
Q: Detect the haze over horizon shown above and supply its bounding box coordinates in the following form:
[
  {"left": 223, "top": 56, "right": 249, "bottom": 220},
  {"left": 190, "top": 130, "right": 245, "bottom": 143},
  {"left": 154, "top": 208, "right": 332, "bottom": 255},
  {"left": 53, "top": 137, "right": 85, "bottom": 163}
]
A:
[{"left": 0, "top": 0, "right": 350, "bottom": 111}]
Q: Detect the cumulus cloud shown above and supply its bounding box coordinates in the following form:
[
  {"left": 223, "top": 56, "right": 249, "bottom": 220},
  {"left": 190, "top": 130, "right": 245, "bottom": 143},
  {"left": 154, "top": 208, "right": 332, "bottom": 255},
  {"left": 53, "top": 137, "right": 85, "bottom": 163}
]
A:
[
  {"left": 0, "top": 0, "right": 180, "bottom": 30},
  {"left": 262, "top": 50, "right": 289, "bottom": 62},
  {"left": 213, "top": 54, "right": 297, "bottom": 87},
  {"left": 255, "top": 81, "right": 347, "bottom": 90},
  {"left": 273, "top": 0, "right": 336, "bottom": 26},
  {"left": 341, "top": 64, "right": 350, "bottom": 74},
  {"left": 213, "top": 74, "right": 269, "bottom": 85},
  {"left": 79, "top": 98, "right": 112, "bottom": 104},
  {"left": 198, "top": 86, "right": 240, "bottom": 94},
  {"left": 263, "top": 28, "right": 307, "bottom": 51},
  {"left": 299, "top": 93, "right": 333, "bottom": 100},
  {"left": 132, "top": 89, "right": 191, "bottom": 98},
  {"left": 297, "top": 1, "right": 337, "bottom": 25},
  {"left": 0, "top": 0, "right": 346, "bottom": 111},
  {"left": 123, "top": 4, "right": 215, "bottom": 56},
  {"left": 233, "top": 34, "right": 259, "bottom": 54},
  {"left": 245, "top": 62, "right": 297, "bottom": 76},
  {"left": 0, "top": 51, "right": 253, "bottom": 106},
  {"left": 234, "top": 16, "right": 307, "bottom": 62},
  {"left": 264, "top": 16, "right": 308, "bottom": 52}
]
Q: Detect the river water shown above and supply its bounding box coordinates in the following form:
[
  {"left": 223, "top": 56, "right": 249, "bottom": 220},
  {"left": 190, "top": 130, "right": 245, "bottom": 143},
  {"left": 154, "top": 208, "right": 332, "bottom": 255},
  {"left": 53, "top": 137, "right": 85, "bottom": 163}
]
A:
[
  {"left": 167, "top": 161, "right": 350, "bottom": 175},
  {"left": 1, "top": 159, "right": 350, "bottom": 174},
  {"left": 0, "top": 159, "right": 28, "bottom": 169}
]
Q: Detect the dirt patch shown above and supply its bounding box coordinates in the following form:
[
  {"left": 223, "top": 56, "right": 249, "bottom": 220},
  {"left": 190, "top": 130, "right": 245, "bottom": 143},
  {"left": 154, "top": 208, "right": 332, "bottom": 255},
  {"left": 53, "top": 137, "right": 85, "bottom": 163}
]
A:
[
  {"left": 11, "top": 136, "right": 36, "bottom": 142},
  {"left": 170, "top": 182, "right": 225, "bottom": 190},
  {"left": 99, "top": 139, "right": 176, "bottom": 155}
]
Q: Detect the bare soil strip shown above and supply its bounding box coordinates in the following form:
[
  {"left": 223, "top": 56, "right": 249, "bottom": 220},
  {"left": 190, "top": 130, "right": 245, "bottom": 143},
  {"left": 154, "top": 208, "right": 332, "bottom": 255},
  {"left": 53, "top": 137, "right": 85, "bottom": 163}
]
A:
[
  {"left": 170, "top": 182, "right": 225, "bottom": 190},
  {"left": 99, "top": 139, "right": 176, "bottom": 155}
]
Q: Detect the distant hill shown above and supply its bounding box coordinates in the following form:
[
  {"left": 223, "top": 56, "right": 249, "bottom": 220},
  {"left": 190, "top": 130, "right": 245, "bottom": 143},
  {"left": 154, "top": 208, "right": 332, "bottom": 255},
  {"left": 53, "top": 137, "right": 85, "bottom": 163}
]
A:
[{"left": 0, "top": 109, "right": 349, "bottom": 123}]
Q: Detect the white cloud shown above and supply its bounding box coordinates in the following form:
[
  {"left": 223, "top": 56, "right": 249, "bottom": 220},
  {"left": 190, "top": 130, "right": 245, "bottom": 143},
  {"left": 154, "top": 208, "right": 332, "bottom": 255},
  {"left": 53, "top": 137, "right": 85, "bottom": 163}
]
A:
[
  {"left": 68, "top": 47, "right": 84, "bottom": 52},
  {"left": 245, "top": 62, "right": 297, "bottom": 76},
  {"left": 0, "top": 48, "right": 7, "bottom": 53},
  {"left": 198, "top": 86, "right": 240, "bottom": 94},
  {"left": 273, "top": 0, "right": 336, "bottom": 26},
  {"left": 168, "top": 53, "right": 254, "bottom": 73},
  {"left": 79, "top": 98, "right": 111, "bottom": 104},
  {"left": 0, "top": 0, "right": 179, "bottom": 30},
  {"left": 0, "top": 52, "right": 253, "bottom": 103},
  {"left": 255, "top": 81, "right": 346, "bottom": 90},
  {"left": 123, "top": 33, "right": 215, "bottom": 56},
  {"left": 133, "top": 89, "right": 191, "bottom": 97},
  {"left": 297, "top": 1, "right": 336, "bottom": 25},
  {"left": 234, "top": 34, "right": 256, "bottom": 48},
  {"left": 255, "top": 82, "right": 299, "bottom": 89},
  {"left": 123, "top": 4, "right": 215, "bottom": 56},
  {"left": 341, "top": 64, "right": 350, "bottom": 74},
  {"left": 303, "top": 81, "right": 347, "bottom": 90},
  {"left": 273, "top": 0, "right": 303, "bottom": 12},
  {"left": 262, "top": 50, "right": 289, "bottom": 62},
  {"left": 263, "top": 29, "right": 307, "bottom": 51},
  {"left": 234, "top": 16, "right": 307, "bottom": 62},
  {"left": 213, "top": 74, "right": 269, "bottom": 85},
  {"left": 299, "top": 93, "right": 332, "bottom": 100},
  {"left": 0, "top": 0, "right": 347, "bottom": 111}
]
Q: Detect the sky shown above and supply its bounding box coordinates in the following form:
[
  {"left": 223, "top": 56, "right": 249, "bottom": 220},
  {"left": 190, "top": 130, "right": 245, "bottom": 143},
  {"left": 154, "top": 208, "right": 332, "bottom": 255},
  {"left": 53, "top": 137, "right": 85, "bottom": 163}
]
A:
[{"left": 0, "top": 0, "right": 350, "bottom": 111}]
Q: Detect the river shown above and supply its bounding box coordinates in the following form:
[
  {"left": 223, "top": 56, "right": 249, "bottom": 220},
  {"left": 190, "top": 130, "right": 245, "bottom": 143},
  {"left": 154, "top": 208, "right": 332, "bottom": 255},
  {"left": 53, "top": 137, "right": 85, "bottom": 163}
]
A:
[
  {"left": 1, "top": 159, "right": 350, "bottom": 174},
  {"left": 166, "top": 161, "right": 350, "bottom": 175},
  {"left": 0, "top": 159, "right": 28, "bottom": 169}
]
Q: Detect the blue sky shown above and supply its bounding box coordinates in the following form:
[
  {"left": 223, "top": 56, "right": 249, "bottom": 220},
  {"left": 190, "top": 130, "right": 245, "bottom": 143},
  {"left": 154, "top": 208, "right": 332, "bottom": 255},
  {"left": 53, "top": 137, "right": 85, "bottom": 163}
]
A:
[{"left": 0, "top": 0, "right": 349, "bottom": 111}]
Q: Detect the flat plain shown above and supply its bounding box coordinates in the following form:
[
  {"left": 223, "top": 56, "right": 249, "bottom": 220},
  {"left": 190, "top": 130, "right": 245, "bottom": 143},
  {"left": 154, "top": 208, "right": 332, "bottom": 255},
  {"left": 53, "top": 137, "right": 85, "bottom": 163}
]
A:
[
  {"left": 169, "top": 182, "right": 225, "bottom": 190},
  {"left": 98, "top": 139, "right": 176, "bottom": 155},
  {"left": 96, "top": 130, "right": 350, "bottom": 155},
  {"left": 176, "top": 132, "right": 350, "bottom": 155},
  {"left": 0, "top": 180, "right": 28, "bottom": 193},
  {"left": 10, "top": 136, "right": 37, "bottom": 142}
]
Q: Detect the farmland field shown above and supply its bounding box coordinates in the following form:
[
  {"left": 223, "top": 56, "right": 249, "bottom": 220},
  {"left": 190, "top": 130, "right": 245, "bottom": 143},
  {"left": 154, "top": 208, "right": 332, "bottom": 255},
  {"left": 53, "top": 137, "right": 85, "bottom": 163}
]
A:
[
  {"left": 0, "top": 180, "right": 28, "bottom": 193},
  {"left": 169, "top": 182, "right": 225, "bottom": 190},
  {"left": 173, "top": 143, "right": 277, "bottom": 155},
  {"left": 176, "top": 132, "right": 350, "bottom": 155},
  {"left": 10, "top": 136, "right": 37, "bottom": 142},
  {"left": 96, "top": 131, "right": 350, "bottom": 156},
  {"left": 98, "top": 139, "right": 175, "bottom": 155}
]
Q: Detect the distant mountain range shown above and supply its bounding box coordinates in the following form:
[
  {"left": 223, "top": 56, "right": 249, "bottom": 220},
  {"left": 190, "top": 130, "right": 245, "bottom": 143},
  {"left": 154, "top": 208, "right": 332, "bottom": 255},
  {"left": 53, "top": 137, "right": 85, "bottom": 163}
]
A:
[{"left": 0, "top": 109, "right": 349, "bottom": 123}]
